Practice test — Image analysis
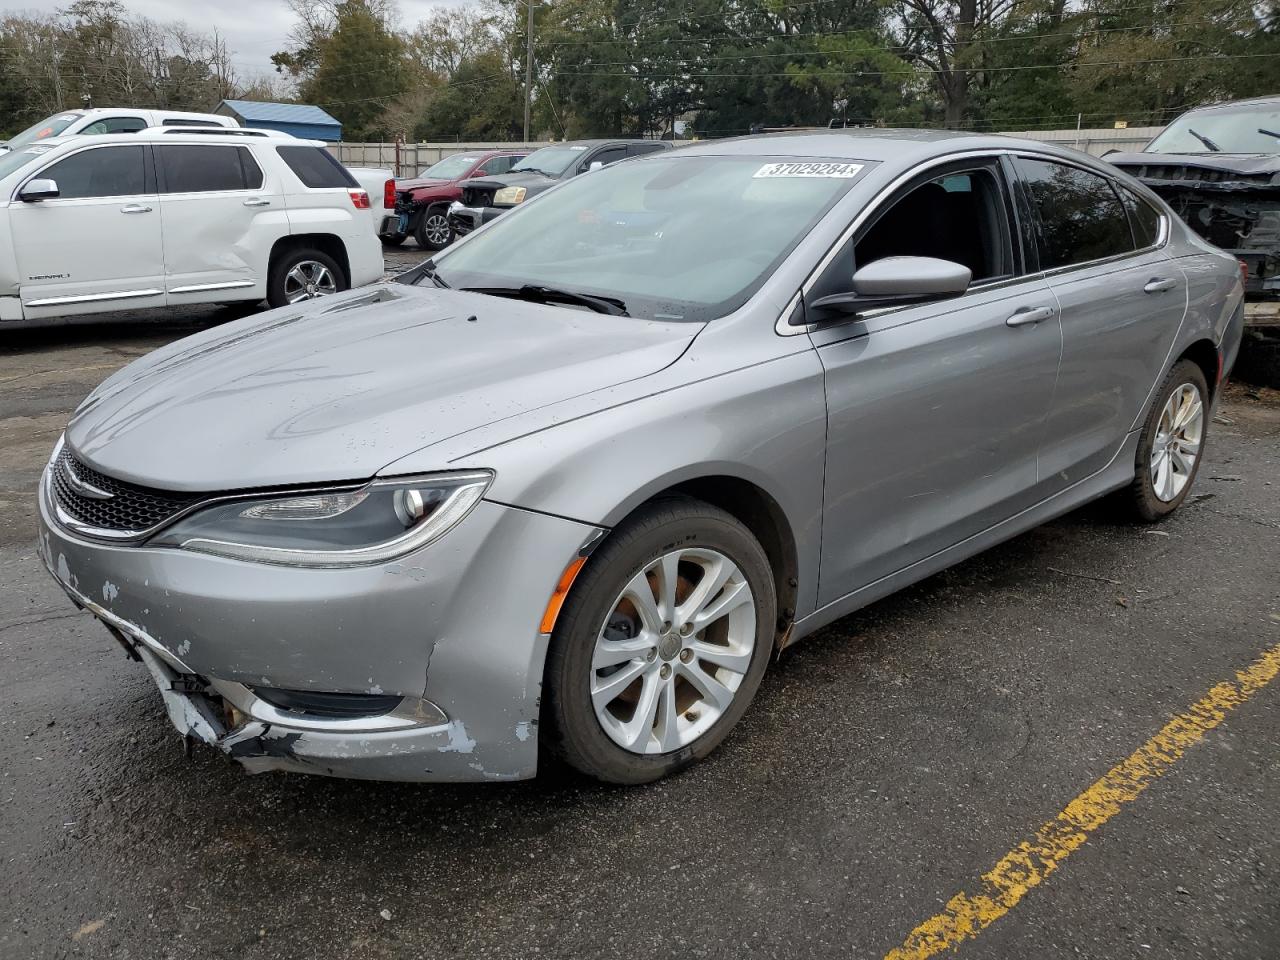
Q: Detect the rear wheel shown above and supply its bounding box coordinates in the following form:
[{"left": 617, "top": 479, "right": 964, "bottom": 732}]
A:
[
  {"left": 1126, "top": 359, "right": 1209, "bottom": 521},
  {"left": 543, "top": 498, "right": 775, "bottom": 784},
  {"left": 266, "top": 248, "right": 346, "bottom": 309},
  {"left": 414, "top": 206, "right": 453, "bottom": 251}
]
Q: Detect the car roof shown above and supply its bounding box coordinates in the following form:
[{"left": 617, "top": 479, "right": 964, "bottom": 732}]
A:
[
  {"left": 673, "top": 127, "right": 1104, "bottom": 166},
  {"left": 31, "top": 130, "right": 325, "bottom": 148}
]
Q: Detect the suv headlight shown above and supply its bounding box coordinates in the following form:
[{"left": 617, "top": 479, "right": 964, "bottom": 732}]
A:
[
  {"left": 493, "top": 186, "right": 527, "bottom": 205},
  {"left": 149, "top": 472, "right": 492, "bottom": 567}
]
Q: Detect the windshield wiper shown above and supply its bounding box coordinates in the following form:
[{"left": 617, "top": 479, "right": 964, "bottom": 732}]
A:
[
  {"left": 1187, "top": 128, "right": 1221, "bottom": 152},
  {"left": 511, "top": 167, "right": 553, "bottom": 177},
  {"left": 396, "top": 260, "right": 449, "bottom": 288},
  {"left": 462, "top": 284, "right": 628, "bottom": 316},
  {"left": 1259, "top": 127, "right": 1280, "bottom": 140}
]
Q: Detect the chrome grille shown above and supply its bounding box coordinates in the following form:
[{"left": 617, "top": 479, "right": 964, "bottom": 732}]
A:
[{"left": 50, "top": 447, "right": 201, "bottom": 536}]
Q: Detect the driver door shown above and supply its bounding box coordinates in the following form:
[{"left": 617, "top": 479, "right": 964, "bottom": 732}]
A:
[
  {"left": 10, "top": 143, "right": 166, "bottom": 318},
  {"left": 808, "top": 156, "right": 1063, "bottom": 605}
]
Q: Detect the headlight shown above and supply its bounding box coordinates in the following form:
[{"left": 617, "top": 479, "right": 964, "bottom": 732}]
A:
[
  {"left": 493, "top": 186, "right": 527, "bottom": 205},
  {"left": 149, "top": 472, "right": 492, "bottom": 567}
]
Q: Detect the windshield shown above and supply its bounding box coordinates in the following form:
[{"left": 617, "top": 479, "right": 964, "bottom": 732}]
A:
[
  {"left": 1147, "top": 104, "right": 1280, "bottom": 154},
  {"left": 418, "top": 154, "right": 478, "bottom": 179},
  {"left": 0, "top": 144, "right": 58, "bottom": 181},
  {"left": 5, "top": 112, "right": 83, "bottom": 150},
  {"left": 510, "top": 145, "right": 590, "bottom": 177},
  {"left": 433, "top": 154, "right": 867, "bottom": 322}
]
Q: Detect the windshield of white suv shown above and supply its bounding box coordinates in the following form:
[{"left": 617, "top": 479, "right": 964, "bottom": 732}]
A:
[
  {"left": 419, "top": 154, "right": 478, "bottom": 179},
  {"left": 1146, "top": 104, "right": 1280, "bottom": 154},
  {"left": 432, "top": 154, "right": 869, "bottom": 322},
  {"left": 5, "top": 113, "right": 83, "bottom": 150},
  {"left": 509, "top": 145, "right": 589, "bottom": 177}
]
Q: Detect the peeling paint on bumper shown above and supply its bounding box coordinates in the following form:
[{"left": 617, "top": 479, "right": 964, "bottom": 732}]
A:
[{"left": 37, "top": 467, "right": 602, "bottom": 782}]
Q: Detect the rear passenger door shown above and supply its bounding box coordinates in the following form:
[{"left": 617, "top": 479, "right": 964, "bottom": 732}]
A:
[
  {"left": 1012, "top": 156, "right": 1187, "bottom": 488},
  {"left": 156, "top": 143, "right": 281, "bottom": 300}
]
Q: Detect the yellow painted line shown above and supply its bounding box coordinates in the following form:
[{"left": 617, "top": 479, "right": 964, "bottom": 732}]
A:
[{"left": 886, "top": 638, "right": 1280, "bottom": 960}]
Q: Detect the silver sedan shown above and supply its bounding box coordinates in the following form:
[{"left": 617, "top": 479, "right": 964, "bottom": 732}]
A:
[{"left": 38, "top": 131, "right": 1244, "bottom": 784}]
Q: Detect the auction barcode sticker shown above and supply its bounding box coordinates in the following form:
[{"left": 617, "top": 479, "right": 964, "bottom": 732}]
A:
[{"left": 753, "top": 161, "right": 864, "bottom": 179}]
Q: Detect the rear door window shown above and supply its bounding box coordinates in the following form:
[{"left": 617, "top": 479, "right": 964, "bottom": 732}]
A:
[
  {"left": 158, "top": 145, "right": 262, "bottom": 192},
  {"left": 37, "top": 145, "right": 147, "bottom": 199},
  {"left": 1013, "top": 157, "right": 1134, "bottom": 268},
  {"left": 276, "top": 145, "right": 358, "bottom": 188}
]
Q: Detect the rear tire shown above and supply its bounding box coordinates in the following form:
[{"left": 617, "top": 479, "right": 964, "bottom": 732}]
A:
[
  {"left": 266, "top": 248, "right": 346, "bottom": 309},
  {"left": 543, "top": 497, "right": 775, "bottom": 784},
  {"left": 414, "top": 206, "right": 454, "bottom": 251},
  {"left": 1125, "top": 359, "right": 1209, "bottom": 521}
]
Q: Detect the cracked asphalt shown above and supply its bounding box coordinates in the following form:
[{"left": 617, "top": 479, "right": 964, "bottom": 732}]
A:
[{"left": 2, "top": 267, "right": 1278, "bottom": 959}]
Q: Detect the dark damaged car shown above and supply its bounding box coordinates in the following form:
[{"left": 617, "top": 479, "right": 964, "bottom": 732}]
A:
[
  {"left": 1106, "top": 96, "right": 1280, "bottom": 319},
  {"left": 447, "top": 139, "right": 671, "bottom": 236}
]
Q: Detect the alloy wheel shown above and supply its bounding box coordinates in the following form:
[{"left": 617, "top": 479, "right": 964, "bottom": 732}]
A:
[
  {"left": 590, "top": 547, "right": 756, "bottom": 755},
  {"left": 284, "top": 261, "right": 338, "bottom": 303},
  {"left": 423, "top": 214, "right": 451, "bottom": 246},
  {"left": 1150, "top": 382, "right": 1203, "bottom": 502}
]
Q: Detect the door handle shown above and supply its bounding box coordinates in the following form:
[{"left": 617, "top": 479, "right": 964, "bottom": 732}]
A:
[
  {"left": 120, "top": 204, "right": 152, "bottom": 214},
  {"left": 1144, "top": 277, "right": 1178, "bottom": 294},
  {"left": 1006, "top": 305, "right": 1055, "bottom": 328},
  {"left": 242, "top": 198, "right": 271, "bottom": 207}
]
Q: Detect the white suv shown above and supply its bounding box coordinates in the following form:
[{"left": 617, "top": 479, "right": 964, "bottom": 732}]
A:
[
  {"left": 0, "top": 108, "right": 237, "bottom": 154},
  {"left": 0, "top": 129, "right": 383, "bottom": 321}
]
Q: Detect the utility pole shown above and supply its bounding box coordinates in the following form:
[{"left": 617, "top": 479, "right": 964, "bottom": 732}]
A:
[{"left": 523, "top": 0, "right": 534, "bottom": 142}]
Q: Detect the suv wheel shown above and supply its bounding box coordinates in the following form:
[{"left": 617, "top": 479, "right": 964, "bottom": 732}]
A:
[
  {"left": 543, "top": 497, "right": 775, "bottom": 784},
  {"left": 267, "top": 248, "right": 347, "bottom": 308}
]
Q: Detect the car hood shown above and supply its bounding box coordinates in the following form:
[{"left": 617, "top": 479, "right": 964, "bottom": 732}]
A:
[
  {"left": 1107, "top": 150, "right": 1280, "bottom": 178},
  {"left": 396, "top": 176, "right": 453, "bottom": 191},
  {"left": 467, "top": 171, "right": 561, "bottom": 193},
  {"left": 66, "top": 285, "right": 699, "bottom": 492}
]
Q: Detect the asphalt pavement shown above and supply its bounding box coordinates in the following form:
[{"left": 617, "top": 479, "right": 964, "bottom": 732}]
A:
[{"left": 2, "top": 268, "right": 1278, "bottom": 959}]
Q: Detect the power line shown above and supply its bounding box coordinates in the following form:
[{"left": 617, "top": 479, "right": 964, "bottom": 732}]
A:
[{"left": 556, "top": 50, "right": 1280, "bottom": 79}]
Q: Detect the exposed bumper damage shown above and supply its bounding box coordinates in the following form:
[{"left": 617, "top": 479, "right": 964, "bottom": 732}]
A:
[
  {"left": 36, "top": 464, "right": 603, "bottom": 782},
  {"left": 1108, "top": 152, "right": 1280, "bottom": 312}
]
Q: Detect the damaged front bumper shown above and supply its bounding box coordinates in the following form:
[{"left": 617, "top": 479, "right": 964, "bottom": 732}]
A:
[{"left": 37, "top": 465, "right": 602, "bottom": 782}]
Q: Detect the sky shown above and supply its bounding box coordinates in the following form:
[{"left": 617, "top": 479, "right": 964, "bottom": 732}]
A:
[{"left": 0, "top": 0, "right": 462, "bottom": 81}]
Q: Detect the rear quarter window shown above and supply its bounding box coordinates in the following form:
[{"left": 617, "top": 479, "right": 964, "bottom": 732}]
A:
[
  {"left": 276, "top": 146, "right": 358, "bottom": 188},
  {"left": 1119, "top": 186, "right": 1162, "bottom": 248}
]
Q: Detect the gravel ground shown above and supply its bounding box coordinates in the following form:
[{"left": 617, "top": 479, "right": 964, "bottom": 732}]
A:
[{"left": 1, "top": 269, "right": 1278, "bottom": 960}]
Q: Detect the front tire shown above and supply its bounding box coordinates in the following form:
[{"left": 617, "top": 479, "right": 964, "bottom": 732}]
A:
[
  {"left": 1126, "top": 358, "right": 1209, "bottom": 521},
  {"left": 414, "top": 206, "right": 454, "bottom": 251},
  {"left": 543, "top": 498, "right": 776, "bottom": 784},
  {"left": 266, "top": 248, "right": 347, "bottom": 309}
]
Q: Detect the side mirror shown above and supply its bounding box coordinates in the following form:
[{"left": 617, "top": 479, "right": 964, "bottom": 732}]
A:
[
  {"left": 588, "top": 161, "right": 605, "bottom": 171},
  {"left": 808, "top": 256, "right": 971, "bottom": 316},
  {"left": 19, "top": 178, "right": 60, "bottom": 202}
]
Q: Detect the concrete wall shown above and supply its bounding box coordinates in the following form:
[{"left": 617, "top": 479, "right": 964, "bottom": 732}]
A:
[
  {"left": 998, "top": 126, "right": 1162, "bottom": 157},
  {"left": 332, "top": 127, "right": 1164, "bottom": 174}
]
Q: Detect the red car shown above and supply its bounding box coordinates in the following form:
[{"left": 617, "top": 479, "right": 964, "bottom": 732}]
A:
[{"left": 380, "top": 150, "right": 528, "bottom": 251}]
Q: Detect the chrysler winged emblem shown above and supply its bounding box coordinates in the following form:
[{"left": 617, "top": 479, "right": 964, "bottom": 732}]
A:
[{"left": 61, "top": 458, "right": 113, "bottom": 500}]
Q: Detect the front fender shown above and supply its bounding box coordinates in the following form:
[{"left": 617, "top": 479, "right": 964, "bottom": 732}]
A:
[{"left": 443, "top": 350, "right": 830, "bottom": 620}]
